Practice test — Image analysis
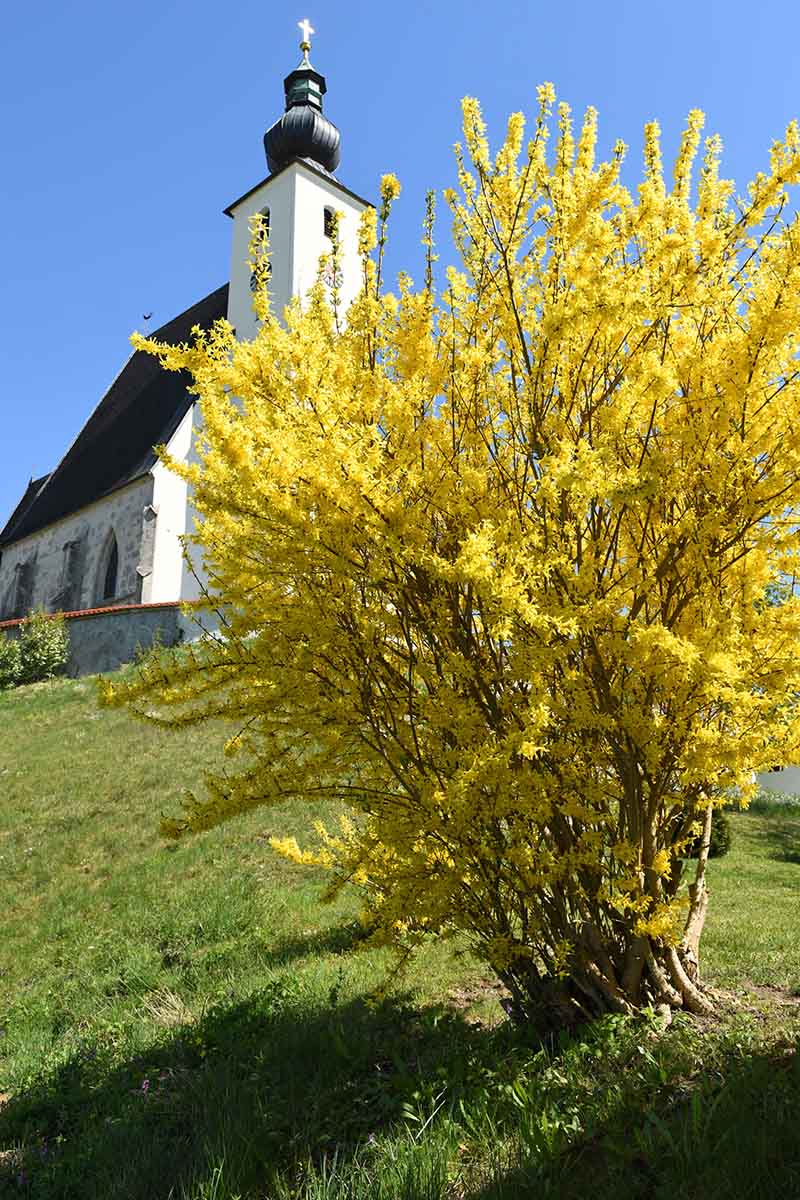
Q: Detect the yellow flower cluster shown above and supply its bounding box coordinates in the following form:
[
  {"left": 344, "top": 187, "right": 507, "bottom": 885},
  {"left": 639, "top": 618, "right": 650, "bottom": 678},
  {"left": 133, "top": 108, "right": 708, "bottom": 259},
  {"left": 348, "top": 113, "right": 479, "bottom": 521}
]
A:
[{"left": 104, "top": 87, "right": 800, "bottom": 1020}]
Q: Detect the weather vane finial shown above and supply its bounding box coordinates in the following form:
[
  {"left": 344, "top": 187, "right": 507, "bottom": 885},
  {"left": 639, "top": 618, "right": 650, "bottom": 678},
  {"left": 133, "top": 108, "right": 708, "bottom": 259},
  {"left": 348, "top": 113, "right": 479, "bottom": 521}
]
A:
[{"left": 298, "top": 17, "right": 314, "bottom": 61}]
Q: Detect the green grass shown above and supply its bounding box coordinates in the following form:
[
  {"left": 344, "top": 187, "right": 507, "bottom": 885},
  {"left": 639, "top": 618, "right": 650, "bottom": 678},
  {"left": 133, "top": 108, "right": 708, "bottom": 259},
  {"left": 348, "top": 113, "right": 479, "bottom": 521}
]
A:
[
  {"left": 1, "top": 674, "right": 799, "bottom": 1199},
  {"left": 704, "top": 800, "right": 800, "bottom": 991}
]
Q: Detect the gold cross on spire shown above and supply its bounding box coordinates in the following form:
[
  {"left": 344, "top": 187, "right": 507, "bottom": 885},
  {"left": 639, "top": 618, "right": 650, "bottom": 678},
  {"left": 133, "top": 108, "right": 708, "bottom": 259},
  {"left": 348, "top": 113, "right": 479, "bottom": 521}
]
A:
[{"left": 298, "top": 17, "right": 314, "bottom": 58}]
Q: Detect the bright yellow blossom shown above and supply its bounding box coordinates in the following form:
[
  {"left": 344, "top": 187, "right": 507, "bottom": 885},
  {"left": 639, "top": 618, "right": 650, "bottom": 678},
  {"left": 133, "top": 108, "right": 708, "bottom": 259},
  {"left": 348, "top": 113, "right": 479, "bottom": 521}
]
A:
[{"left": 104, "top": 88, "right": 800, "bottom": 1030}]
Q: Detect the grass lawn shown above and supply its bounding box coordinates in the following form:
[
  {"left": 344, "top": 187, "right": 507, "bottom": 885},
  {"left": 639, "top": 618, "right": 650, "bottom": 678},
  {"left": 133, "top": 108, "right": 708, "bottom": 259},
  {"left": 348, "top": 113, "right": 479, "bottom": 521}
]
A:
[{"left": 1, "top": 674, "right": 799, "bottom": 1199}]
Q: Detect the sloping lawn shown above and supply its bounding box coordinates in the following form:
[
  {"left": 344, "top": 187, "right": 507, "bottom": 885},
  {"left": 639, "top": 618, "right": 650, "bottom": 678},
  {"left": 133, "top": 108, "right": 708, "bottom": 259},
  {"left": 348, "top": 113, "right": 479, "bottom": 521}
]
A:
[
  {"left": 1, "top": 675, "right": 798, "bottom": 1199},
  {"left": 705, "top": 799, "right": 800, "bottom": 991}
]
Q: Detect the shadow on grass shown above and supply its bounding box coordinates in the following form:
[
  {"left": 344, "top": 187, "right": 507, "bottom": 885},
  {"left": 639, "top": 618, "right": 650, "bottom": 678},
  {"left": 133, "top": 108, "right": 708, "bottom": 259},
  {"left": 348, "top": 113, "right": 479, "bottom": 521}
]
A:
[
  {"left": 747, "top": 812, "right": 800, "bottom": 865},
  {"left": 3, "top": 979, "right": 800, "bottom": 1200},
  {"left": 0, "top": 984, "right": 517, "bottom": 1200},
  {"left": 472, "top": 1039, "right": 800, "bottom": 1200},
  {"left": 263, "top": 919, "right": 369, "bottom": 967}
]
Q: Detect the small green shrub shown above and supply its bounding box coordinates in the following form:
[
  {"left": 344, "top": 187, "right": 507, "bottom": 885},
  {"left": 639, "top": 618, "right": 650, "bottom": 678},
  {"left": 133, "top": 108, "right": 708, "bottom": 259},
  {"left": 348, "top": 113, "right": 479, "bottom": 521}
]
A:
[
  {"left": 19, "top": 611, "right": 69, "bottom": 683},
  {"left": 0, "top": 634, "right": 22, "bottom": 689},
  {"left": 687, "top": 807, "right": 733, "bottom": 859},
  {"left": 750, "top": 788, "right": 800, "bottom": 813}
]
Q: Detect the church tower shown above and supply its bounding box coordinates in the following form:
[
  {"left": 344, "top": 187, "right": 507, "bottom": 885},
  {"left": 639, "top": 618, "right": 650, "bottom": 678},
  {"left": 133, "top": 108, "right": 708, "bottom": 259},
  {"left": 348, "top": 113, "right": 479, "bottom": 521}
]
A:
[
  {"left": 181, "top": 23, "right": 371, "bottom": 604},
  {"left": 224, "top": 21, "right": 370, "bottom": 340}
]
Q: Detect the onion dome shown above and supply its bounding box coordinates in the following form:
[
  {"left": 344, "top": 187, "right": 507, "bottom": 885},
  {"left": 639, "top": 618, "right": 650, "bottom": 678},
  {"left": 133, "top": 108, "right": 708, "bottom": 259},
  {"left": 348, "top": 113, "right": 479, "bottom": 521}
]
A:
[{"left": 264, "top": 25, "right": 341, "bottom": 176}]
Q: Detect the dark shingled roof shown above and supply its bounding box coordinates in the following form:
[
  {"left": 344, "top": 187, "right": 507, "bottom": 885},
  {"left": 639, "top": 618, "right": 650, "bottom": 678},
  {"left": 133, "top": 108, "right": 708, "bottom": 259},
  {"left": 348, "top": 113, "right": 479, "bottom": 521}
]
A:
[
  {"left": 0, "top": 284, "right": 229, "bottom": 548},
  {"left": 0, "top": 474, "right": 52, "bottom": 545}
]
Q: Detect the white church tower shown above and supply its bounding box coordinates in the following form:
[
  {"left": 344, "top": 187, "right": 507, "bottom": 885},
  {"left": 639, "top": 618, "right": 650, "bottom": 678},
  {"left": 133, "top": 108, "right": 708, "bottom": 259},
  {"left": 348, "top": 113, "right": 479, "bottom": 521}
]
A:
[
  {"left": 224, "top": 21, "right": 369, "bottom": 341},
  {"left": 181, "top": 21, "right": 371, "bottom": 602}
]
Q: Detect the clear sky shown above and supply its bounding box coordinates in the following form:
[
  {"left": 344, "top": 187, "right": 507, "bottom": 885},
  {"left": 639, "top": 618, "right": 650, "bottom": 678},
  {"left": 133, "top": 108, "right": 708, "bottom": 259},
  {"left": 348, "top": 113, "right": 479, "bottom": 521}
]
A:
[{"left": 2, "top": 0, "right": 800, "bottom": 523}]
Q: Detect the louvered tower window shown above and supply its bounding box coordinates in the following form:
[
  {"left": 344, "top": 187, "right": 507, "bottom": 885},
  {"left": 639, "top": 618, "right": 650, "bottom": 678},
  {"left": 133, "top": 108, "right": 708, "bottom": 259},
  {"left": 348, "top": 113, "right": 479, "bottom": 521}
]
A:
[{"left": 250, "top": 207, "right": 271, "bottom": 292}]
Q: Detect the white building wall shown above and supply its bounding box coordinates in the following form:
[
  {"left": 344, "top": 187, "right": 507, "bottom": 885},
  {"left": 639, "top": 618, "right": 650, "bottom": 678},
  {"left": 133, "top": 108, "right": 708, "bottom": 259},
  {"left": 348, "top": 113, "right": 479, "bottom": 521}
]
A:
[
  {"left": 183, "top": 162, "right": 372, "bottom": 604},
  {"left": 756, "top": 766, "right": 800, "bottom": 797},
  {"left": 145, "top": 407, "right": 194, "bottom": 603},
  {"left": 179, "top": 404, "right": 208, "bottom": 604},
  {"left": 226, "top": 160, "right": 368, "bottom": 341},
  {"left": 291, "top": 166, "right": 366, "bottom": 316},
  {"left": 227, "top": 167, "right": 296, "bottom": 343},
  {"left": 0, "top": 476, "right": 154, "bottom": 617}
]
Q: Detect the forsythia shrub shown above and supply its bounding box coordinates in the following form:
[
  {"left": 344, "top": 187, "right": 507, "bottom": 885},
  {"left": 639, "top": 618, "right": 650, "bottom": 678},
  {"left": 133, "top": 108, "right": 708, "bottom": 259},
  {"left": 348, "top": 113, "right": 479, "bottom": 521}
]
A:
[{"left": 103, "top": 88, "right": 800, "bottom": 1028}]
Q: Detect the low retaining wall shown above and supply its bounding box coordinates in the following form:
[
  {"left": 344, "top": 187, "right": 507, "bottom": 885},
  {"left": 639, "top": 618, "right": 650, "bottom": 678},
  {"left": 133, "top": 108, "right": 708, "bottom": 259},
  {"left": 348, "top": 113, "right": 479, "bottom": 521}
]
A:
[{"left": 0, "top": 602, "right": 196, "bottom": 678}]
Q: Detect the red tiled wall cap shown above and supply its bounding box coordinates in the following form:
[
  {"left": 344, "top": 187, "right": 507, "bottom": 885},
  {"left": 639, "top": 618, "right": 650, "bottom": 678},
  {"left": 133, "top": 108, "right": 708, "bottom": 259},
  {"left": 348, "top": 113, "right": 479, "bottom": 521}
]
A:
[{"left": 0, "top": 600, "right": 182, "bottom": 631}]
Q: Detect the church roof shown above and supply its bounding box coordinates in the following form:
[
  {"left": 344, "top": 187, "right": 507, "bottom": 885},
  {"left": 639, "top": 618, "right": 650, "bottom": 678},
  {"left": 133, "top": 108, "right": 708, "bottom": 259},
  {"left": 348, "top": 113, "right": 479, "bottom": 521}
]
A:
[
  {"left": 0, "top": 474, "right": 52, "bottom": 545},
  {"left": 0, "top": 284, "right": 229, "bottom": 549}
]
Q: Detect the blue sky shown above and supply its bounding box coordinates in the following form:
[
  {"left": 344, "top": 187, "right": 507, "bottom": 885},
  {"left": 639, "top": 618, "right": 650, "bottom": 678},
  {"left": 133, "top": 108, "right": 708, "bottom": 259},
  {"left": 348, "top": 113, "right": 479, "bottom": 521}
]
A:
[{"left": 2, "top": 0, "right": 800, "bottom": 522}]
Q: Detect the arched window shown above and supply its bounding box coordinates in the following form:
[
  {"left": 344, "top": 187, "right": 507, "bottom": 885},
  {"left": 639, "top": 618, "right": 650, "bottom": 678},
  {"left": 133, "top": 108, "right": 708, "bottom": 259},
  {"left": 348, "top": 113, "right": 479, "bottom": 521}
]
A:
[
  {"left": 103, "top": 540, "right": 118, "bottom": 600},
  {"left": 98, "top": 531, "right": 119, "bottom": 603},
  {"left": 52, "top": 538, "right": 84, "bottom": 613},
  {"left": 13, "top": 559, "right": 35, "bottom": 618}
]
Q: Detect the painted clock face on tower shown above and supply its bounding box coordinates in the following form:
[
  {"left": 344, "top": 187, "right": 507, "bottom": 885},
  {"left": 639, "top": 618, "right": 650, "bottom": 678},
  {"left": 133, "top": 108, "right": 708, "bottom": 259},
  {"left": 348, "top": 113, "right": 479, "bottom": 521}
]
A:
[{"left": 323, "top": 262, "right": 343, "bottom": 290}]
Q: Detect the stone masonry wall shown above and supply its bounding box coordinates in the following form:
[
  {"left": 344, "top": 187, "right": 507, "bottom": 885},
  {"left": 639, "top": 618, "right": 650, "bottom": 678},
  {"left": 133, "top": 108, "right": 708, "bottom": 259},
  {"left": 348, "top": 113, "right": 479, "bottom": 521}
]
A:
[
  {"left": 1, "top": 601, "right": 187, "bottom": 677},
  {"left": 0, "top": 476, "right": 154, "bottom": 620}
]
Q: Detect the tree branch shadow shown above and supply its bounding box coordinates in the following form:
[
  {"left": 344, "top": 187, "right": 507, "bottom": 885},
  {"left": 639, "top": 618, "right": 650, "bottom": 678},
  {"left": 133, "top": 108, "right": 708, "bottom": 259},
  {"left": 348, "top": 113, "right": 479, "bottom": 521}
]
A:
[
  {"left": 262, "top": 919, "right": 369, "bottom": 967},
  {"left": 470, "top": 1036, "right": 800, "bottom": 1200},
  {"left": 747, "top": 811, "right": 800, "bottom": 865},
  {"left": 4, "top": 982, "right": 799, "bottom": 1200},
  {"left": 0, "top": 987, "right": 514, "bottom": 1199}
]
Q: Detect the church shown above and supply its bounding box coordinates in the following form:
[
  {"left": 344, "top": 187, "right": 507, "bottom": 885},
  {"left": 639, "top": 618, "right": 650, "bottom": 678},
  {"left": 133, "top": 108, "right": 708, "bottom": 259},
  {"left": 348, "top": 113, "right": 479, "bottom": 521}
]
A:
[{"left": 0, "top": 22, "right": 369, "bottom": 626}]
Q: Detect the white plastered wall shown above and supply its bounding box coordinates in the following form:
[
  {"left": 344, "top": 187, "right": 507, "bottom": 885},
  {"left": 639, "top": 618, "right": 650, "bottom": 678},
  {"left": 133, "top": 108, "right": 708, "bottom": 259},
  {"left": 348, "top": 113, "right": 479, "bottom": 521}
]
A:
[
  {"left": 179, "top": 403, "right": 208, "bottom": 604},
  {"left": 181, "top": 161, "right": 371, "bottom": 603},
  {"left": 756, "top": 766, "right": 800, "bottom": 796},
  {"left": 227, "top": 167, "right": 296, "bottom": 342},
  {"left": 226, "top": 160, "right": 369, "bottom": 341},
  {"left": 143, "top": 406, "right": 194, "bottom": 603},
  {"left": 291, "top": 165, "right": 367, "bottom": 318}
]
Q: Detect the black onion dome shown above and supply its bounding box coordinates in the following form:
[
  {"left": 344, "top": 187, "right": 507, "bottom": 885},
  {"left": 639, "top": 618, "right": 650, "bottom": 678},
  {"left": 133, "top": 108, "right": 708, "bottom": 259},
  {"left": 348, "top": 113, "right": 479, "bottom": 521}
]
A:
[
  {"left": 265, "top": 104, "right": 341, "bottom": 174},
  {"left": 264, "top": 52, "right": 341, "bottom": 175}
]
